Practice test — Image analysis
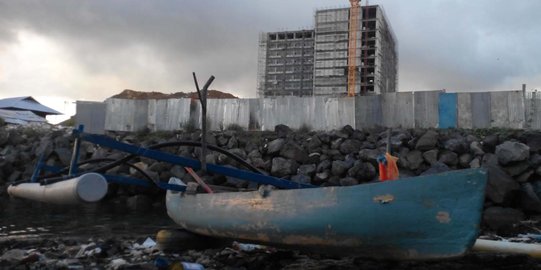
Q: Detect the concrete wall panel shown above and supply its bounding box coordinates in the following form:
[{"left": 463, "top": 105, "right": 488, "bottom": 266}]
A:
[
  {"left": 457, "top": 93, "right": 472, "bottom": 129},
  {"left": 382, "top": 92, "right": 414, "bottom": 128},
  {"left": 414, "top": 91, "right": 439, "bottom": 128},
  {"left": 147, "top": 99, "right": 192, "bottom": 131},
  {"left": 75, "top": 101, "right": 106, "bottom": 134},
  {"left": 355, "top": 95, "right": 382, "bottom": 129},
  {"left": 248, "top": 99, "right": 261, "bottom": 130},
  {"left": 322, "top": 97, "right": 355, "bottom": 130},
  {"left": 490, "top": 92, "right": 510, "bottom": 128},
  {"left": 471, "top": 92, "right": 491, "bottom": 129},
  {"left": 507, "top": 91, "right": 525, "bottom": 129},
  {"left": 105, "top": 98, "right": 148, "bottom": 132}
]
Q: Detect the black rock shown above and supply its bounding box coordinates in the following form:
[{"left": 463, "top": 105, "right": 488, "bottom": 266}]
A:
[
  {"left": 347, "top": 161, "right": 376, "bottom": 182},
  {"left": 503, "top": 162, "right": 530, "bottom": 177},
  {"left": 297, "top": 164, "right": 316, "bottom": 177},
  {"left": 226, "top": 136, "right": 238, "bottom": 149},
  {"left": 291, "top": 174, "right": 311, "bottom": 185},
  {"left": 443, "top": 138, "right": 468, "bottom": 154},
  {"left": 518, "top": 131, "right": 541, "bottom": 152},
  {"left": 484, "top": 165, "right": 520, "bottom": 205},
  {"left": 0, "top": 130, "right": 9, "bottom": 147},
  {"left": 279, "top": 142, "right": 308, "bottom": 163},
  {"left": 314, "top": 171, "right": 330, "bottom": 184},
  {"left": 420, "top": 162, "right": 450, "bottom": 176},
  {"left": 470, "top": 141, "right": 485, "bottom": 156},
  {"left": 339, "top": 177, "right": 359, "bottom": 186},
  {"left": 422, "top": 149, "right": 439, "bottom": 165},
  {"left": 458, "top": 153, "right": 473, "bottom": 168},
  {"left": 316, "top": 159, "right": 332, "bottom": 173},
  {"left": 530, "top": 153, "right": 541, "bottom": 167},
  {"left": 415, "top": 130, "right": 438, "bottom": 151},
  {"left": 519, "top": 183, "right": 541, "bottom": 214},
  {"left": 331, "top": 160, "right": 351, "bottom": 177},
  {"left": 341, "top": 125, "right": 355, "bottom": 137},
  {"left": 438, "top": 150, "right": 458, "bottom": 166},
  {"left": 274, "top": 124, "right": 291, "bottom": 138},
  {"left": 495, "top": 141, "right": 530, "bottom": 165},
  {"left": 358, "top": 149, "right": 380, "bottom": 164},
  {"left": 266, "top": 138, "right": 285, "bottom": 155},
  {"left": 405, "top": 150, "right": 423, "bottom": 170},
  {"left": 270, "top": 157, "right": 298, "bottom": 177},
  {"left": 307, "top": 136, "right": 322, "bottom": 152},
  {"left": 482, "top": 134, "right": 499, "bottom": 153},
  {"left": 339, "top": 139, "right": 362, "bottom": 155},
  {"left": 350, "top": 130, "right": 366, "bottom": 141},
  {"left": 483, "top": 206, "right": 525, "bottom": 234}
]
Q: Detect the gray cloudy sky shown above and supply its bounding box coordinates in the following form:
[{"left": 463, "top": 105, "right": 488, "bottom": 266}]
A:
[{"left": 0, "top": 0, "right": 540, "bottom": 114}]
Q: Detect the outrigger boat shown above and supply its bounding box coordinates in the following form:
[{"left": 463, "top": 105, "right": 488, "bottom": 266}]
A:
[
  {"left": 7, "top": 74, "right": 488, "bottom": 260},
  {"left": 166, "top": 169, "right": 486, "bottom": 260}
]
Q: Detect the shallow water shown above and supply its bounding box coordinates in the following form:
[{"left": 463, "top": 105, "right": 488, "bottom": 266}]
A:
[{"left": 0, "top": 197, "right": 176, "bottom": 242}]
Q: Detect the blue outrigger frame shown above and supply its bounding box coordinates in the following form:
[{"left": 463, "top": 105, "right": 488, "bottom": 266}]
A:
[
  {"left": 30, "top": 73, "right": 315, "bottom": 192},
  {"left": 30, "top": 124, "right": 315, "bottom": 192}
]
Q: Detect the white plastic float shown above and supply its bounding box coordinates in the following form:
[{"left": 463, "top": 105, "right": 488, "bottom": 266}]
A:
[{"left": 7, "top": 173, "right": 108, "bottom": 204}]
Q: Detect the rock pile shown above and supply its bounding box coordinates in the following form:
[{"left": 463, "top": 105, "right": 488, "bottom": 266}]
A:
[{"left": 2, "top": 125, "right": 541, "bottom": 234}]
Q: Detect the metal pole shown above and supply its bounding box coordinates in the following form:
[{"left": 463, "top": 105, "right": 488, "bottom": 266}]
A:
[
  {"left": 68, "top": 125, "right": 84, "bottom": 176},
  {"left": 192, "top": 73, "right": 215, "bottom": 172},
  {"left": 386, "top": 128, "right": 391, "bottom": 154}
]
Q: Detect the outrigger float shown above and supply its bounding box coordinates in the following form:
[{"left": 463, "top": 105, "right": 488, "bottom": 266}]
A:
[{"left": 7, "top": 74, "right": 489, "bottom": 260}]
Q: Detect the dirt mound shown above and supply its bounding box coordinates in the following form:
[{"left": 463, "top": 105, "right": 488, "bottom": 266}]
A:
[{"left": 111, "top": 89, "right": 238, "bottom": 100}]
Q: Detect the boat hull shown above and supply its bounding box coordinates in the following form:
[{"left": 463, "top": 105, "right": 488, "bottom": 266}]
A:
[{"left": 166, "top": 169, "right": 487, "bottom": 260}]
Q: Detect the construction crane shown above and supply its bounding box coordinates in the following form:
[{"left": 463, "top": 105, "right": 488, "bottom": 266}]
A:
[{"left": 347, "top": 0, "right": 361, "bottom": 97}]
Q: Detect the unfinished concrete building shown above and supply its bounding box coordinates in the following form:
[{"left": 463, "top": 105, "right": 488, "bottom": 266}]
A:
[
  {"left": 257, "top": 4, "right": 397, "bottom": 97},
  {"left": 257, "top": 30, "right": 315, "bottom": 97}
]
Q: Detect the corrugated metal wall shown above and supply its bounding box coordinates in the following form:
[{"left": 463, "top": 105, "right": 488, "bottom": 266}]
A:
[{"left": 82, "top": 91, "right": 529, "bottom": 132}]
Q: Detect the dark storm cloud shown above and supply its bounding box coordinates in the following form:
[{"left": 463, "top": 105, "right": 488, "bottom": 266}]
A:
[
  {"left": 0, "top": 0, "right": 540, "bottom": 100},
  {"left": 384, "top": 0, "right": 541, "bottom": 91}
]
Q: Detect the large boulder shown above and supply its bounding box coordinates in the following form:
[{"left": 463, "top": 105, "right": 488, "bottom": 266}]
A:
[
  {"left": 484, "top": 165, "right": 520, "bottom": 205},
  {"left": 415, "top": 130, "right": 438, "bottom": 151},
  {"left": 331, "top": 160, "right": 352, "bottom": 177},
  {"left": 347, "top": 161, "right": 376, "bottom": 182},
  {"left": 469, "top": 141, "right": 485, "bottom": 156},
  {"left": 519, "top": 183, "right": 541, "bottom": 214},
  {"left": 274, "top": 124, "right": 291, "bottom": 138},
  {"left": 483, "top": 206, "right": 525, "bottom": 234},
  {"left": 482, "top": 134, "right": 499, "bottom": 153},
  {"left": 339, "top": 139, "right": 362, "bottom": 155},
  {"left": 438, "top": 150, "right": 458, "bottom": 167},
  {"left": 297, "top": 164, "right": 316, "bottom": 177},
  {"left": 265, "top": 138, "right": 285, "bottom": 155},
  {"left": 518, "top": 131, "right": 541, "bottom": 152},
  {"left": 405, "top": 150, "right": 423, "bottom": 170},
  {"left": 495, "top": 141, "right": 530, "bottom": 165},
  {"left": 422, "top": 149, "right": 439, "bottom": 165},
  {"left": 279, "top": 142, "right": 308, "bottom": 163},
  {"left": 270, "top": 157, "right": 298, "bottom": 177},
  {"left": 443, "top": 138, "right": 468, "bottom": 155},
  {"left": 420, "top": 162, "right": 450, "bottom": 176}
]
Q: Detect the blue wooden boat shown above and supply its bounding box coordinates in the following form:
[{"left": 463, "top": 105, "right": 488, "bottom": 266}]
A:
[{"left": 166, "top": 168, "right": 487, "bottom": 260}]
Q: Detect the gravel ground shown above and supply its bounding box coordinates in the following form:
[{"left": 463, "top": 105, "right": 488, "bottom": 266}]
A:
[{"left": 1, "top": 235, "right": 540, "bottom": 269}]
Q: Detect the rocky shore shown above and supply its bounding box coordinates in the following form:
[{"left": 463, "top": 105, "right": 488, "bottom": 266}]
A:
[{"left": 1, "top": 124, "right": 541, "bottom": 268}]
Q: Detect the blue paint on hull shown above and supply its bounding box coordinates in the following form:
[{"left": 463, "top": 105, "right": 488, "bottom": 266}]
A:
[{"left": 166, "top": 169, "right": 487, "bottom": 260}]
